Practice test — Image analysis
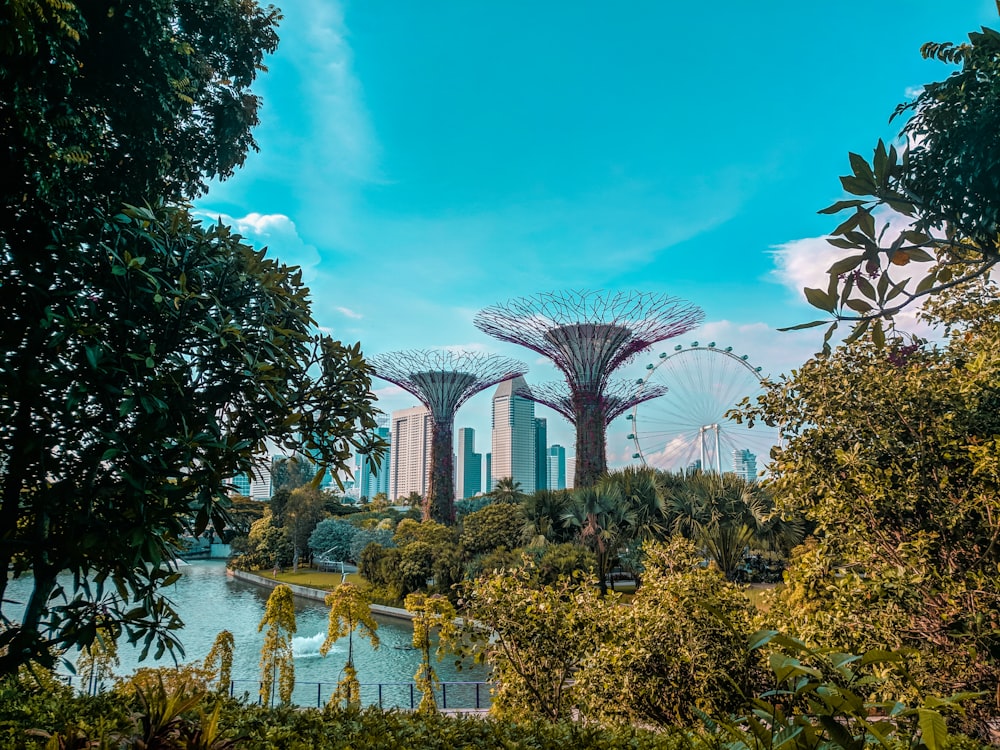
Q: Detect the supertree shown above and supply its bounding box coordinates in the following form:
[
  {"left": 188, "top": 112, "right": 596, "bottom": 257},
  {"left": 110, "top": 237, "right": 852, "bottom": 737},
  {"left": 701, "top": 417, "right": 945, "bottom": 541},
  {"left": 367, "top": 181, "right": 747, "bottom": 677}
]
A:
[
  {"left": 367, "top": 350, "right": 527, "bottom": 524},
  {"left": 475, "top": 290, "right": 703, "bottom": 488}
]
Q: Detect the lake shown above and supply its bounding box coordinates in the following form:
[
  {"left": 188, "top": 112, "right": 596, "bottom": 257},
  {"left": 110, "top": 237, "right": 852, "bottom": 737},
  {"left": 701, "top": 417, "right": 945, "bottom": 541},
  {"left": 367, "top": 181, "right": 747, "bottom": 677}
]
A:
[{"left": 3, "top": 561, "right": 489, "bottom": 709}]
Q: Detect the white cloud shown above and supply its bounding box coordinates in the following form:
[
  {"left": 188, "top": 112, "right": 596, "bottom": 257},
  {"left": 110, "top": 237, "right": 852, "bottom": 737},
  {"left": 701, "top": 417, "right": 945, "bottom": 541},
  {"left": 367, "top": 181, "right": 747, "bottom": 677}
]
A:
[
  {"left": 196, "top": 211, "right": 322, "bottom": 276},
  {"left": 336, "top": 306, "right": 363, "bottom": 320}
]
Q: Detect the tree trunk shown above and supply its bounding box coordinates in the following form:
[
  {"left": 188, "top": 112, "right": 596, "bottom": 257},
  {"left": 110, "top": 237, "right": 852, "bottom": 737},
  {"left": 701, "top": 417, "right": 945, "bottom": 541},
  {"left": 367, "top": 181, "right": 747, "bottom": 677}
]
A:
[
  {"left": 573, "top": 398, "right": 608, "bottom": 489},
  {"left": 425, "top": 419, "right": 456, "bottom": 524}
]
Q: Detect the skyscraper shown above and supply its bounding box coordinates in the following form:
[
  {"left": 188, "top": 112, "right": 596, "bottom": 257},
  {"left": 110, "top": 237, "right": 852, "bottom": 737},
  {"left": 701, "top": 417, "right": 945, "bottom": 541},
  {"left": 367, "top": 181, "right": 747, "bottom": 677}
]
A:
[
  {"left": 485, "top": 452, "right": 491, "bottom": 492},
  {"left": 455, "top": 427, "right": 482, "bottom": 500},
  {"left": 390, "top": 405, "right": 432, "bottom": 500},
  {"left": 565, "top": 456, "right": 575, "bottom": 490},
  {"left": 534, "top": 417, "right": 547, "bottom": 493},
  {"left": 356, "top": 423, "right": 391, "bottom": 500},
  {"left": 491, "top": 376, "right": 536, "bottom": 493},
  {"left": 547, "top": 444, "right": 567, "bottom": 491},
  {"left": 732, "top": 449, "right": 758, "bottom": 483}
]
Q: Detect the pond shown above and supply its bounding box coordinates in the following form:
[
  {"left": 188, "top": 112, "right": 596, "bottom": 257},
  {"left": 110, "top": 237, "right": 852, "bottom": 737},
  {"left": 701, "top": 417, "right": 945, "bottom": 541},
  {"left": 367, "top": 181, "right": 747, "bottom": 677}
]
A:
[{"left": 3, "top": 561, "right": 489, "bottom": 709}]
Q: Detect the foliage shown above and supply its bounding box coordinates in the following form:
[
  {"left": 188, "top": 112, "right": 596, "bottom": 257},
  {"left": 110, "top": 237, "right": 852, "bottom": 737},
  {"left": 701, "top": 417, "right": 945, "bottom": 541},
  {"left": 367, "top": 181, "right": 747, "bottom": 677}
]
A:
[
  {"left": 459, "top": 502, "right": 525, "bottom": 555},
  {"left": 284, "top": 486, "right": 329, "bottom": 570},
  {"left": 321, "top": 584, "right": 379, "bottom": 708},
  {"left": 461, "top": 569, "right": 608, "bottom": 721},
  {"left": 743, "top": 281, "right": 1000, "bottom": 738},
  {"left": 75, "top": 626, "right": 119, "bottom": 695},
  {"left": 532, "top": 542, "right": 597, "bottom": 584},
  {"left": 348, "top": 528, "right": 394, "bottom": 563},
  {"left": 562, "top": 484, "right": 631, "bottom": 595},
  {"left": 520, "top": 489, "right": 573, "bottom": 545},
  {"left": 576, "top": 538, "right": 761, "bottom": 728},
  {"left": 0, "top": 0, "right": 387, "bottom": 674},
  {"left": 0, "top": 679, "right": 696, "bottom": 750},
  {"left": 257, "top": 585, "right": 296, "bottom": 707},
  {"left": 203, "top": 631, "right": 235, "bottom": 694},
  {"left": 392, "top": 518, "right": 456, "bottom": 548},
  {"left": 694, "top": 630, "right": 978, "bottom": 750},
  {"left": 660, "top": 472, "right": 803, "bottom": 581},
  {"left": 404, "top": 593, "right": 459, "bottom": 714},
  {"left": 397, "top": 541, "right": 436, "bottom": 595},
  {"left": 490, "top": 477, "right": 524, "bottom": 505},
  {"left": 790, "top": 22, "right": 1000, "bottom": 345},
  {"left": 270, "top": 456, "right": 317, "bottom": 493},
  {"left": 309, "top": 519, "right": 359, "bottom": 561}
]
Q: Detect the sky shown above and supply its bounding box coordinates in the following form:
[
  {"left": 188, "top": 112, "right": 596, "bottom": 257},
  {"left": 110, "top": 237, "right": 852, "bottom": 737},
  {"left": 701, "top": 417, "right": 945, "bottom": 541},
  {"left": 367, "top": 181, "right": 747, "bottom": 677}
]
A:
[{"left": 197, "top": 1, "right": 998, "bottom": 475}]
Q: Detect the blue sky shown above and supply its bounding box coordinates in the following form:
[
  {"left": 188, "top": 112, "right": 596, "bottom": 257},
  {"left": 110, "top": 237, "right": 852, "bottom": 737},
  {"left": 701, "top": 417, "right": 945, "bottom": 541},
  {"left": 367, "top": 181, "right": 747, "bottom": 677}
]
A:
[{"left": 198, "top": 1, "right": 997, "bottom": 473}]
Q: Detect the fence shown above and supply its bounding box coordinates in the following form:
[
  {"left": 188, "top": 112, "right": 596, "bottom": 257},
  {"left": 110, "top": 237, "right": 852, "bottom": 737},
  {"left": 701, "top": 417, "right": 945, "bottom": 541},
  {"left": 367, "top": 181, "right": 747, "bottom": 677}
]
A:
[{"left": 229, "top": 679, "right": 492, "bottom": 711}]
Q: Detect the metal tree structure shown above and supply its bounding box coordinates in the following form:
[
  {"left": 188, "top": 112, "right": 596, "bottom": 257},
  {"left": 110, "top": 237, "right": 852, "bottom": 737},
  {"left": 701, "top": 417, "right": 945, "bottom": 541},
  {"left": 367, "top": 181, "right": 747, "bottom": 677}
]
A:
[
  {"left": 475, "top": 290, "right": 703, "bottom": 488},
  {"left": 368, "top": 350, "right": 527, "bottom": 524}
]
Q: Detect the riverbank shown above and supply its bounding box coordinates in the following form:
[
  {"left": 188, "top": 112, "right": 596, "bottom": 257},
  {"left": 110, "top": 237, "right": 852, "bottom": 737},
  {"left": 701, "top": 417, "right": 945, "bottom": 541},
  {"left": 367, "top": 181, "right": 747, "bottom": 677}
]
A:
[{"left": 226, "top": 568, "right": 414, "bottom": 621}]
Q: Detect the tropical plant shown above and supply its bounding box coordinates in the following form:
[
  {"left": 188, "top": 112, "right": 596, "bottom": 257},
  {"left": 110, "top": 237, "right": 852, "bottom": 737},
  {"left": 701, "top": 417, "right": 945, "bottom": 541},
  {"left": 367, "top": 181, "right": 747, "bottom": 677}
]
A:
[
  {"left": 321, "top": 584, "right": 379, "bottom": 708},
  {"left": 490, "top": 477, "right": 524, "bottom": 505},
  {"left": 258, "top": 585, "right": 296, "bottom": 707},
  {"left": 561, "top": 484, "right": 632, "bottom": 595},
  {"left": 461, "top": 569, "right": 607, "bottom": 721},
  {"left": 203, "top": 631, "right": 235, "bottom": 695},
  {"left": 790, "top": 20, "right": 1000, "bottom": 347},
  {"left": 404, "top": 593, "right": 459, "bottom": 714},
  {"left": 75, "top": 626, "right": 119, "bottom": 696},
  {"left": 460, "top": 503, "right": 525, "bottom": 555}
]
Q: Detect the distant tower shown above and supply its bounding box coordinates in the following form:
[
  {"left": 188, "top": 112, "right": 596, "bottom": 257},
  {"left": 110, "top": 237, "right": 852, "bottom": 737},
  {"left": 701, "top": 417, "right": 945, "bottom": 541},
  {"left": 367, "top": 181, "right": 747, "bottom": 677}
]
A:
[
  {"left": 455, "top": 427, "right": 482, "bottom": 500},
  {"left": 485, "top": 452, "right": 492, "bottom": 492},
  {"left": 565, "top": 456, "right": 576, "bottom": 490},
  {"left": 534, "top": 417, "right": 548, "bottom": 492},
  {"left": 476, "top": 290, "right": 703, "bottom": 488},
  {"left": 732, "top": 449, "right": 758, "bottom": 483},
  {"left": 370, "top": 350, "right": 527, "bottom": 523},
  {"left": 491, "top": 376, "right": 536, "bottom": 494},
  {"left": 547, "top": 444, "right": 567, "bottom": 491},
  {"left": 390, "top": 405, "right": 432, "bottom": 501}
]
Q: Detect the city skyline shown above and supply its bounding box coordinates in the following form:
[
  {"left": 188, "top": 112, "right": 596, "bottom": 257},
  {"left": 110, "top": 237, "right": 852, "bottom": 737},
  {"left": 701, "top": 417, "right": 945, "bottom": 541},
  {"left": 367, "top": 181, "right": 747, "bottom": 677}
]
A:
[{"left": 193, "top": 3, "right": 995, "bottom": 471}]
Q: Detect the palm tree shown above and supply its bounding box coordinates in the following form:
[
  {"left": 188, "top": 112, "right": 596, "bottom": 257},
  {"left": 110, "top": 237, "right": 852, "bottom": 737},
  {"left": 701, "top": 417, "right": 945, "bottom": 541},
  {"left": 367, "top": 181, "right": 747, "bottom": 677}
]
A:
[
  {"left": 599, "top": 466, "right": 666, "bottom": 543},
  {"left": 660, "top": 472, "right": 803, "bottom": 581},
  {"left": 521, "top": 489, "right": 571, "bottom": 547},
  {"left": 491, "top": 477, "right": 524, "bottom": 505},
  {"left": 562, "top": 483, "right": 634, "bottom": 595}
]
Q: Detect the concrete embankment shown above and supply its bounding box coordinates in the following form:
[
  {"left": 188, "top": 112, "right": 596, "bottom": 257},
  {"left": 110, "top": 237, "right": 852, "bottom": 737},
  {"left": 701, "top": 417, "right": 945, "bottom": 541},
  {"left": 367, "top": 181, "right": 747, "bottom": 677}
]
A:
[{"left": 226, "top": 568, "right": 414, "bottom": 621}]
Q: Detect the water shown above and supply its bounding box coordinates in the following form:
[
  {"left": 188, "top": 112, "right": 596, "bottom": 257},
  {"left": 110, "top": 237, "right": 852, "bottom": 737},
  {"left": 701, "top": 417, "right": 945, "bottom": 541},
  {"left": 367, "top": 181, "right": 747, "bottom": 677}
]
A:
[{"left": 3, "top": 561, "right": 488, "bottom": 708}]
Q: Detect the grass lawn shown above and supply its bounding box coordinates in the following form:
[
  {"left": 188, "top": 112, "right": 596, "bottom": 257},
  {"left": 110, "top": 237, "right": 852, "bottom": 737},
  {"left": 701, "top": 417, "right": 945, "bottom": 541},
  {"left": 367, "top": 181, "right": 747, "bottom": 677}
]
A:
[{"left": 252, "top": 568, "right": 367, "bottom": 591}]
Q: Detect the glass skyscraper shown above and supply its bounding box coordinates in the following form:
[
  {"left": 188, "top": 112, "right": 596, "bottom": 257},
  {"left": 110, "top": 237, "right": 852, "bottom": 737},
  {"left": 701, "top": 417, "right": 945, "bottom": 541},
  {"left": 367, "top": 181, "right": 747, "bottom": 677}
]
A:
[
  {"left": 491, "top": 376, "right": 536, "bottom": 493},
  {"left": 455, "top": 427, "right": 482, "bottom": 500}
]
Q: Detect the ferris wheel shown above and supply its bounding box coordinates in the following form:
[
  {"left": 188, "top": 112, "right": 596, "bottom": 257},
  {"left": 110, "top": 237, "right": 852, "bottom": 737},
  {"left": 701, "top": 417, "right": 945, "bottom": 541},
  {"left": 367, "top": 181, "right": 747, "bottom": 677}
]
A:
[{"left": 627, "top": 342, "right": 778, "bottom": 475}]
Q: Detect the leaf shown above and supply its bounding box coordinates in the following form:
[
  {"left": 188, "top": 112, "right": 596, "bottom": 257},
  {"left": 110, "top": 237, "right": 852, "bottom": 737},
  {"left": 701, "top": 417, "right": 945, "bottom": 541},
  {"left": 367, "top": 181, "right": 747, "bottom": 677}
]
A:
[
  {"left": 917, "top": 708, "right": 948, "bottom": 750},
  {"left": 841, "top": 175, "right": 876, "bottom": 196},
  {"left": 804, "top": 287, "right": 836, "bottom": 313},
  {"left": 778, "top": 320, "right": 829, "bottom": 332},
  {"left": 849, "top": 152, "right": 876, "bottom": 185},
  {"left": 827, "top": 255, "right": 864, "bottom": 275},
  {"left": 872, "top": 320, "right": 885, "bottom": 348},
  {"left": 819, "top": 199, "right": 866, "bottom": 215}
]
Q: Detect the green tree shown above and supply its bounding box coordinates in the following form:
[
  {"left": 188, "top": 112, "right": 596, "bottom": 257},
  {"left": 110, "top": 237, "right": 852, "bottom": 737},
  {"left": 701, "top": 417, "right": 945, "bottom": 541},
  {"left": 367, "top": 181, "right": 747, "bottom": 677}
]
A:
[
  {"left": 460, "top": 502, "right": 525, "bottom": 556},
  {"left": 270, "top": 456, "right": 317, "bottom": 493},
  {"left": 790, "top": 21, "right": 1000, "bottom": 345},
  {"left": 520, "top": 489, "right": 572, "bottom": 546},
  {"left": 0, "top": 3, "right": 387, "bottom": 674},
  {"left": 490, "top": 477, "right": 524, "bottom": 505},
  {"left": 461, "top": 569, "right": 607, "bottom": 721},
  {"left": 308, "top": 519, "right": 358, "bottom": 562},
  {"left": 576, "top": 538, "right": 760, "bottom": 728},
  {"left": 392, "top": 518, "right": 456, "bottom": 548},
  {"left": 321, "top": 584, "right": 379, "bottom": 708},
  {"left": 76, "top": 625, "right": 120, "bottom": 696},
  {"left": 258, "top": 584, "right": 296, "bottom": 707},
  {"left": 404, "top": 593, "right": 459, "bottom": 714},
  {"left": 743, "top": 280, "right": 1000, "bottom": 738},
  {"left": 284, "top": 485, "right": 328, "bottom": 571},
  {"left": 562, "top": 484, "right": 632, "bottom": 595}
]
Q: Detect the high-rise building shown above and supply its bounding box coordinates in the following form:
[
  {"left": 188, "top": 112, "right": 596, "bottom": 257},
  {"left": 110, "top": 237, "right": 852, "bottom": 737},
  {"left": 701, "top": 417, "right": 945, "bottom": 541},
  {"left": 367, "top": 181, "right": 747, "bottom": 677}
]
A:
[
  {"left": 249, "top": 455, "right": 272, "bottom": 500},
  {"left": 565, "top": 456, "right": 575, "bottom": 490},
  {"left": 356, "top": 424, "right": 391, "bottom": 500},
  {"left": 534, "top": 417, "right": 547, "bottom": 493},
  {"left": 491, "top": 376, "right": 536, "bottom": 493},
  {"left": 455, "top": 427, "right": 482, "bottom": 500},
  {"left": 547, "top": 444, "right": 567, "bottom": 491},
  {"left": 485, "top": 452, "right": 491, "bottom": 492},
  {"left": 732, "top": 449, "right": 758, "bottom": 483},
  {"left": 390, "top": 405, "right": 432, "bottom": 500},
  {"left": 230, "top": 472, "right": 251, "bottom": 497}
]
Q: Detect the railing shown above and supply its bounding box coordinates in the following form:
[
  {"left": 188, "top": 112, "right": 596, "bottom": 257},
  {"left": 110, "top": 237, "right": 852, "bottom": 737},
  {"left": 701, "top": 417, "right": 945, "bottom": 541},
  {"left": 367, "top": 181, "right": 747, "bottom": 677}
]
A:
[{"left": 229, "top": 680, "right": 492, "bottom": 711}]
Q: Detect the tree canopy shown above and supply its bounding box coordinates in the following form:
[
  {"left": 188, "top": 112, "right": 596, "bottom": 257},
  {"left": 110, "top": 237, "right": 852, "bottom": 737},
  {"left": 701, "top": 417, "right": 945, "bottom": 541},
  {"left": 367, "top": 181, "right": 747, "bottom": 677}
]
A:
[
  {"left": 791, "top": 22, "right": 1000, "bottom": 345},
  {"left": 0, "top": 2, "right": 385, "bottom": 674}
]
